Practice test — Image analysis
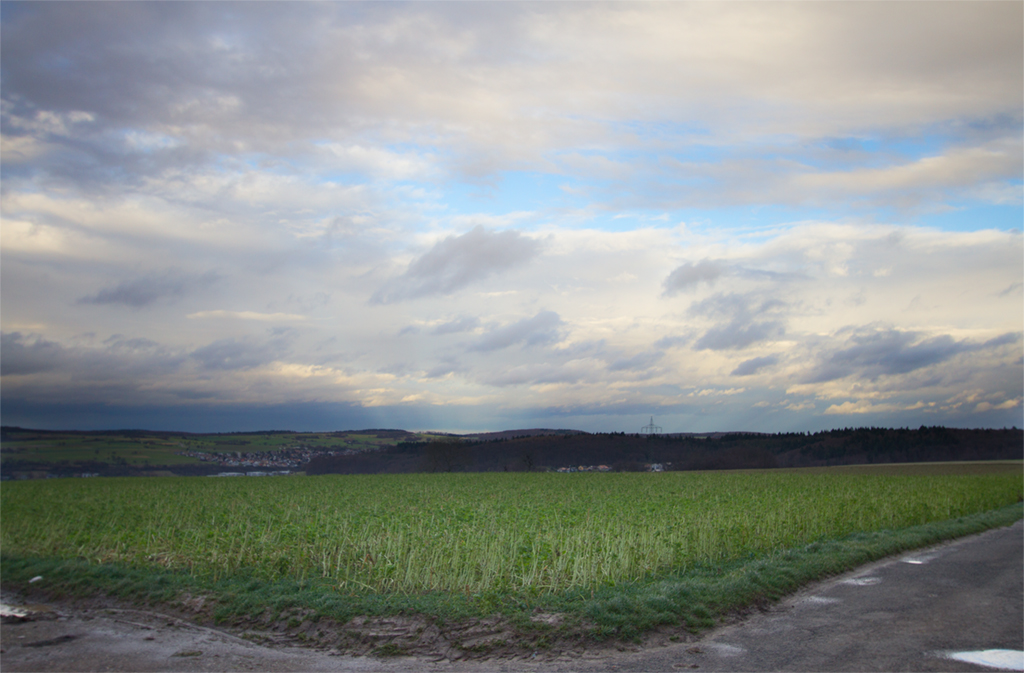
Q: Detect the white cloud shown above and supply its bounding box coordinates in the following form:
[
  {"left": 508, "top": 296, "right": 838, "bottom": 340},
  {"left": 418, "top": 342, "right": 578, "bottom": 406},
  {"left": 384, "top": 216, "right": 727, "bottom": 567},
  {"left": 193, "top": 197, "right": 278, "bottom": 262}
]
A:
[
  {"left": 823, "top": 400, "right": 932, "bottom": 415},
  {"left": 975, "top": 398, "right": 1020, "bottom": 413},
  {"left": 793, "top": 141, "right": 1023, "bottom": 207}
]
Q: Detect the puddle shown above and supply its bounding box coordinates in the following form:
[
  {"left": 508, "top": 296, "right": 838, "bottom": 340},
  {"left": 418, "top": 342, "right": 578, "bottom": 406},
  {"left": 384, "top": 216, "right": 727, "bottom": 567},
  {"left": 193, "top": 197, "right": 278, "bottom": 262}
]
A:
[
  {"left": 902, "top": 552, "right": 939, "bottom": 565},
  {"left": 840, "top": 577, "right": 881, "bottom": 586},
  {"left": 943, "top": 649, "right": 1024, "bottom": 671}
]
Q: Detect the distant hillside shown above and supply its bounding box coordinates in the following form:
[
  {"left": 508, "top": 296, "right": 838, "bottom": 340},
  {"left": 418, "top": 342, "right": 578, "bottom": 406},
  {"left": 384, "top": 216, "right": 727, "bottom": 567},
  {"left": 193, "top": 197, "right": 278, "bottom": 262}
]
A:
[
  {"left": 0, "top": 427, "right": 421, "bottom": 479},
  {"left": 3, "top": 425, "right": 1020, "bottom": 479},
  {"left": 306, "top": 426, "right": 1023, "bottom": 475}
]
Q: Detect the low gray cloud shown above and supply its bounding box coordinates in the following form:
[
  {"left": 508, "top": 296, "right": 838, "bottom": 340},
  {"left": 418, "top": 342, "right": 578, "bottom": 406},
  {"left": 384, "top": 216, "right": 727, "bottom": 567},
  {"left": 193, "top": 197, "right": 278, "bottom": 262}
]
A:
[
  {"left": 663, "top": 259, "right": 725, "bottom": 295},
  {"left": 432, "top": 316, "right": 481, "bottom": 335},
  {"left": 1, "top": 332, "right": 64, "bottom": 375},
  {"left": 607, "top": 351, "right": 663, "bottom": 372},
  {"left": 982, "top": 332, "right": 1023, "bottom": 349},
  {"left": 478, "top": 363, "right": 587, "bottom": 388},
  {"left": 696, "top": 321, "right": 785, "bottom": 351},
  {"left": 190, "top": 335, "right": 290, "bottom": 371},
  {"left": 102, "top": 335, "right": 163, "bottom": 352},
  {"left": 731, "top": 354, "right": 779, "bottom": 376},
  {"left": 803, "top": 329, "right": 1022, "bottom": 383},
  {"left": 78, "top": 271, "right": 218, "bottom": 308},
  {"left": 425, "top": 358, "right": 464, "bottom": 379},
  {"left": 1, "top": 331, "right": 186, "bottom": 386},
  {"left": 653, "top": 334, "right": 691, "bottom": 350},
  {"left": 470, "top": 311, "right": 563, "bottom": 352},
  {"left": 371, "top": 227, "right": 540, "bottom": 303},
  {"left": 997, "top": 282, "right": 1022, "bottom": 297},
  {"left": 690, "top": 293, "right": 787, "bottom": 351}
]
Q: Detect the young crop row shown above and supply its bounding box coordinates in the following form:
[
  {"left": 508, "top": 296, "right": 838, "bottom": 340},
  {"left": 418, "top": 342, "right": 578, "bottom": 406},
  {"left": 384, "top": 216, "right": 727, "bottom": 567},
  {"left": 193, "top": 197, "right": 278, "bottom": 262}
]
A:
[{"left": 2, "top": 471, "right": 1020, "bottom": 593}]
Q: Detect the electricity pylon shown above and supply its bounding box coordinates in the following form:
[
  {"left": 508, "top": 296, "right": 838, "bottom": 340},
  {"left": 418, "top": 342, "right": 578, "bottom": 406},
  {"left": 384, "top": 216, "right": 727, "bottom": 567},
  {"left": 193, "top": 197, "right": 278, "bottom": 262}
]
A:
[{"left": 640, "top": 416, "right": 662, "bottom": 434}]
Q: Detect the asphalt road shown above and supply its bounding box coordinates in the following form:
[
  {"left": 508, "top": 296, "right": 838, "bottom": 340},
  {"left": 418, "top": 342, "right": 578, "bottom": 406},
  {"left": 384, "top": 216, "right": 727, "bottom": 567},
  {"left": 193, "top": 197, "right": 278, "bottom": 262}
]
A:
[
  {"left": 564, "top": 518, "right": 1024, "bottom": 672},
  {"left": 2, "top": 519, "right": 1022, "bottom": 672}
]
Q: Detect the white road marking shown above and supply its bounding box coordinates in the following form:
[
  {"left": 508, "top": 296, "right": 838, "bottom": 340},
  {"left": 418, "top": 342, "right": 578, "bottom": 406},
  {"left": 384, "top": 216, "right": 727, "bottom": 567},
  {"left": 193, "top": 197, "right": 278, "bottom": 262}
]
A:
[{"left": 944, "top": 649, "right": 1024, "bottom": 671}]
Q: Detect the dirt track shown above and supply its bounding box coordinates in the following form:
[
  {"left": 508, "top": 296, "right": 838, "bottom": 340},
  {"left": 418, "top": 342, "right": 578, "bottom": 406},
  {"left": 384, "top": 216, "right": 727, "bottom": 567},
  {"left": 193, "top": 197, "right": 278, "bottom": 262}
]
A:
[{"left": 2, "top": 520, "right": 1022, "bottom": 672}]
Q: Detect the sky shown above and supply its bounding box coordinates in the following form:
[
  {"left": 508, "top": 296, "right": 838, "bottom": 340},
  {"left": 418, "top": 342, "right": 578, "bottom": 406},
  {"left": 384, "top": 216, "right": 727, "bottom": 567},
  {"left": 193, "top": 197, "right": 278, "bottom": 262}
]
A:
[{"left": 1, "top": 2, "right": 1022, "bottom": 434}]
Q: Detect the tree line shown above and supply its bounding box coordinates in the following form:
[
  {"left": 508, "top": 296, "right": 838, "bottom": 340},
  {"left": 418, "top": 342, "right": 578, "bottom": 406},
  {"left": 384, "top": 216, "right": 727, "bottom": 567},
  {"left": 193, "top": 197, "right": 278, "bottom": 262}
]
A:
[{"left": 304, "top": 426, "right": 1022, "bottom": 475}]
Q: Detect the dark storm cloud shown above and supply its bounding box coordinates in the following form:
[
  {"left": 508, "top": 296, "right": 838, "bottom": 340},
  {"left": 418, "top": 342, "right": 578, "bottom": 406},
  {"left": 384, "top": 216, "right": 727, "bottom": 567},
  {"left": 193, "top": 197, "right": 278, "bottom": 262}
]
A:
[
  {"left": 803, "top": 329, "right": 1022, "bottom": 383},
  {"left": 731, "top": 354, "right": 779, "bottom": 376},
  {"left": 470, "top": 311, "right": 563, "bottom": 352},
  {"left": 690, "top": 293, "right": 787, "bottom": 351},
  {"left": 662, "top": 259, "right": 725, "bottom": 295},
  {"left": 372, "top": 227, "right": 541, "bottom": 303},
  {"left": 77, "top": 271, "right": 219, "bottom": 308}
]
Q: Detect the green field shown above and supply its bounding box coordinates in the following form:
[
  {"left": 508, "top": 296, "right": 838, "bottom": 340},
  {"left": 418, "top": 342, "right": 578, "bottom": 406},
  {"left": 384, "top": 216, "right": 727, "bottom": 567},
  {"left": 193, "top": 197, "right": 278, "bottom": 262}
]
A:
[
  {"left": 2, "top": 463, "right": 1021, "bottom": 648},
  {"left": 0, "top": 433, "right": 201, "bottom": 466},
  {"left": 3, "top": 466, "right": 1021, "bottom": 594}
]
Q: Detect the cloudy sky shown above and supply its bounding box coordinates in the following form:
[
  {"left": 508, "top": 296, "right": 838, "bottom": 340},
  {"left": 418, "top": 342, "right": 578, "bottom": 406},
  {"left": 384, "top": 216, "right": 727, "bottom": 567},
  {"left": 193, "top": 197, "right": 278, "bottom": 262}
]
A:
[{"left": 2, "top": 2, "right": 1022, "bottom": 433}]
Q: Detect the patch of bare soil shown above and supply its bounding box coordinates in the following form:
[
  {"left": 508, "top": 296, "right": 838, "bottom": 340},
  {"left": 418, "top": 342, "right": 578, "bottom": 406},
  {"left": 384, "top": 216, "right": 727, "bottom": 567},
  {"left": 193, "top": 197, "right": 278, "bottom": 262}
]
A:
[
  {"left": 1, "top": 587, "right": 701, "bottom": 669},
  {"left": 200, "top": 601, "right": 614, "bottom": 661}
]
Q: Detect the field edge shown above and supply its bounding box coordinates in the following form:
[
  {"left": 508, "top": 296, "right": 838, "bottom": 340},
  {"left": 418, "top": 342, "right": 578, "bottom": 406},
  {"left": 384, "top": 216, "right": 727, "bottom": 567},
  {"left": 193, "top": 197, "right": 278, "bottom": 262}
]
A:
[{"left": 2, "top": 501, "right": 1022, "bottom": 658}]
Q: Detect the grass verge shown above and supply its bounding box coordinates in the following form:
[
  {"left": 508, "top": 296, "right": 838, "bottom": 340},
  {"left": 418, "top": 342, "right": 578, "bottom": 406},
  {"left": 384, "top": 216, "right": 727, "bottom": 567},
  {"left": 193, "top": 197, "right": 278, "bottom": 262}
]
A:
[{"left": 2, "top": 502, "right": 1021, "bottom": 649}]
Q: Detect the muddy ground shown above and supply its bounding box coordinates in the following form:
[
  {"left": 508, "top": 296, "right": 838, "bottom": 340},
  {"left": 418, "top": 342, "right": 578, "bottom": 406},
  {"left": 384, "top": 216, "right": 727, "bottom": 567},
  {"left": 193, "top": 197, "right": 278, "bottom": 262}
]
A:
[{"left": 0, "top": 587, "right": 701, "bottom": 671}]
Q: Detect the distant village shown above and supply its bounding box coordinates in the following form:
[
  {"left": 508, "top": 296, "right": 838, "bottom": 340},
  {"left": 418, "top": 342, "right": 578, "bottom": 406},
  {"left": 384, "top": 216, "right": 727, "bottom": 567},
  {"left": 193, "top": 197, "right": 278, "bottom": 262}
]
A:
[
  {"left": 177, "top": 445, "right": 351, "bottom": 471},
  {"left": 182, "top": 445, "right": 669, "bottom": 476},
  {"left": 555, "top": 463, "right": 665, "bottom": 473}
]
